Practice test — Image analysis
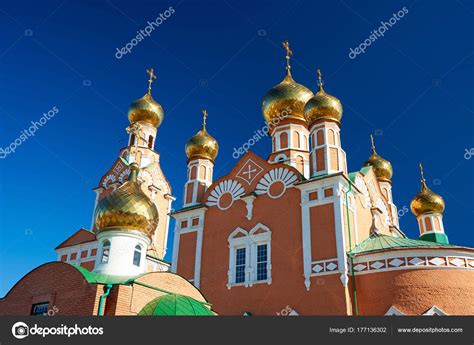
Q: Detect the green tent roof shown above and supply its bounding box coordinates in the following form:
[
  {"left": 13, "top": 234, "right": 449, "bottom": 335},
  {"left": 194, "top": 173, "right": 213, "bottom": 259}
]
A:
[
  {"left": 72, "top": 265, "right": 143, "bottom": 285},
  {"left": 138, "top": 294, "right": 215, "bottom": 316},
  {"left": 349, "top": 233, "right": 461, "bottom": 255}
]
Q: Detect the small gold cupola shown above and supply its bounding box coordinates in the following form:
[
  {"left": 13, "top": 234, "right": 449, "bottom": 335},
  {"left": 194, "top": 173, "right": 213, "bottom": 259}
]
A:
[
  {"left": 410, "top": 163, "right": 445, "bottom": 217},
  {"left": 128, "top": 68, "right": 164, "bottom": 128},
  {"left": 185, "top": 110, "right": 219, "bottom": 162},
  {"left": 303, "top": 69, "right": 343, "bottom": 127},
  {"left": 94, "top": 163, "right": 159, "bottom": 237},
  {"left": 363, "top": 135, "right": 393, "bottom": 183},
  {"left": 262, "top": 40, "right": 313, "bottom": 126}
]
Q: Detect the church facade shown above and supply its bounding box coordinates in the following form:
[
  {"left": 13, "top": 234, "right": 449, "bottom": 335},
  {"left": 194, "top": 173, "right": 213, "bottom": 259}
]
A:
[
  {"left": 1, "top": 43, "right": 473, "bottom": 316},
  {"left": 171, "top": 42, "right": 474, "bottom": 316}
]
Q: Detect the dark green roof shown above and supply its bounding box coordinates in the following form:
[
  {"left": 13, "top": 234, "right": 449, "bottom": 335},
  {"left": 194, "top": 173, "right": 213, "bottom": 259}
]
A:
[
  {"left": 349, "top": 233, "right": 461, "bottom": 255},
  {"left": 138, "top": 294, "right": 215, "bottom": 316},
  {"left": 72, "top": 265, "right": 144, "bottom": 285}
]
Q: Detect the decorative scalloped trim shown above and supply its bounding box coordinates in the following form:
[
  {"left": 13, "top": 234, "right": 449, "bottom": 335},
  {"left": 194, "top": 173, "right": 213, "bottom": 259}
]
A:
[
  {"left": 255, "top": 168, "right": 297, "bottom": 198},
  {"left": 207, "top": 180, "right": 245, "bottom": 210}
]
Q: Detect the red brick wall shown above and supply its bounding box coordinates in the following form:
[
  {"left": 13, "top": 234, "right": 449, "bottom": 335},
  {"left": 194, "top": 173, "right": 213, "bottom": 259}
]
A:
[
  {"left": 0, "top": 262, "right": 101, "bottom": 316},
  {"left": 177, "top": 232, "right": 197, "bottom": 280},
  {"left": 356, "top": 268, "right": 474, "bottom": 315}
]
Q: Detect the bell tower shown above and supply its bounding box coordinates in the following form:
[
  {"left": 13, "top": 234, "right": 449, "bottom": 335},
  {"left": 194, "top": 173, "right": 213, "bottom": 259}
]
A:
[{"left": 93, "top": 68, "right": 174, "bottom": 261}]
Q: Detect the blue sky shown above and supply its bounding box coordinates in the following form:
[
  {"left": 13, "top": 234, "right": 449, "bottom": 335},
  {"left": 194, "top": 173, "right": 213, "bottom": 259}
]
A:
[{"left": 0, "top": 0, "right": 473, "bottom": 296}]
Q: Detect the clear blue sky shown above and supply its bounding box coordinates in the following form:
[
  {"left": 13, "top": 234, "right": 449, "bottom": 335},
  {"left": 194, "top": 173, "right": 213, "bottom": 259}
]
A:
[{"left": 0, "top": 0, "right": 473, "bottom": 296}]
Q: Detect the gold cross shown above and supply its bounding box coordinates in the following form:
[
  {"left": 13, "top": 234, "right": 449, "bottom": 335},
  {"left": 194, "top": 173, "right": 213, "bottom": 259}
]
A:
[
  {"left": 202, "top": 109, "right": 208, "bottom": 130},
  {"left": 146, "top": 68, "right": 156, "bottom": 95},
  {"left": 419, "top": 162, "right": 425, "bottom": 181},
  {"left": 282, "top": 40, "right": 292, "bottom": 76},
  {"left": 317, "top": 69, "right": 323, "bottom": 89},
  {"left": 370, "top": 134, "right": 376, "bottom": 153}
]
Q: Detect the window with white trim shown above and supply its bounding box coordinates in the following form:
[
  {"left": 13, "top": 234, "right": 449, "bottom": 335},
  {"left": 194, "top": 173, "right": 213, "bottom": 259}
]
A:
[
  {"left": 133, "top": 244, "right": 142, "bottom": 267},
  {"left": 235, "top": 247, "right": 246, "bottom": 283},
  {"left": 101, "top": 240, "right": 110, "bottom": 263},
  {"left": 227, "top": 224, "right": 272, "bottom": 288},
  {"left": 256, "top": 244, "right": 268, "bottom": 281}
]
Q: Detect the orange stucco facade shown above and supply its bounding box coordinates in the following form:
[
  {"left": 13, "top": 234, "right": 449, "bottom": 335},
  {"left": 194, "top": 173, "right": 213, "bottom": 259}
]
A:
[{"left": 172, "top": 150, "right": 474, "bottom": 316}]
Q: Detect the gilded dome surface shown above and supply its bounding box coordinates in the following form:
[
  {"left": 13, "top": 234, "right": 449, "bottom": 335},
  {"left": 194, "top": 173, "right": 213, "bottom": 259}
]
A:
[
  {"left": 94, "top": 164, "right": 158, "bottom": 237},
  {"left": 304, "top": 88, "right": 343, "bottom": 125},
  {"left": 262, "top": 40, "right": 313, "bottom": 126},
  {"left": 262, "top": 74, "right": 313, "bottom": 125},
  {"left": 363, "top": 135, "right": 393, "bottom": 183},
  {"left": 185, "top": 110, "right": 219, "bottom": 162},
  {"left": 410, "top": 164, "right": 445, "bottom": 217},
  {"left": 128, "top": 93, "right": 164, "bottom": 128}
]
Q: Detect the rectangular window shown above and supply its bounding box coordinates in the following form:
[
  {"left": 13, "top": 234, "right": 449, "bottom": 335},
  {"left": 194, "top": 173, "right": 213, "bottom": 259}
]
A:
[
  {"left": 256, "top": 244, "right": 268, "bottom": 281},
  {"left": 235, "top": 247, "right": 246, "bottom": 283},
  {"left": 31, "top": 302, "right": 49, "bottom": 316}
]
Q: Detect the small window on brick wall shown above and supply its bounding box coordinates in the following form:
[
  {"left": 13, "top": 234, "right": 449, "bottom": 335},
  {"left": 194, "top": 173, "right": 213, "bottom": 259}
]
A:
[{"left": 31, "top": 302, "right": 49, "bottom": 316}]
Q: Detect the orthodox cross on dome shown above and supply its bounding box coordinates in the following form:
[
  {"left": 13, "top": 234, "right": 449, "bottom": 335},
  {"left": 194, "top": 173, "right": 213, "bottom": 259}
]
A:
[
  {"left": 317, "top": 68, "right": 324, "bottom": 91},
  {"left": 282, "top": 40, "right": 292, "bottom": 77},
  {"left": 370, "top": 134, "right": 377, "bottom": 154},
  {"left": 202, "top": 109, "right": 208, "bottom": 130},
  {"left": 146, "top": 68, "right": 156, "bottom": 95},
  {"left": 419, "top": 162, "right": 428, "bottom": 190}
]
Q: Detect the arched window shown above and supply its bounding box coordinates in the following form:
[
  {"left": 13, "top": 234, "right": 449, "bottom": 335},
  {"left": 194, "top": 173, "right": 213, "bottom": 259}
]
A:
[
  {"left": 292, "top": 131, "right": 300, "bottom": 148},
  {"left": 129, "top": 134, "right": 136, "bottom": 146},
  {"left": 328, "top": 129, "right": 336, "bottom": 145},
  {"left": 101, "top": 240, "right": 110, "bottom": 263},
  {"left": 148, "top": 135, "right": 153, "bottom": 149},
  {"left": 280, "top": 132, "right": 288, "bottom": 149},
  {"left": 316, "top": 130, "right": 324, "bottom": 146},
  {"left": 296, "top": 156, "right": 304, "bottom": 174},
  {"left": 133, "top": 245, "right": 142, "bottom": 266}
]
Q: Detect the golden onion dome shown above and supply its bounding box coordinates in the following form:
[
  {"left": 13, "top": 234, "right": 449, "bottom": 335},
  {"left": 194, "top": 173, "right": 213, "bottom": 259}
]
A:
[
  {"left": 362, "top": 135, "right": 393, "bottom": 183},
  {"left": 185, "top": 110, "right": 219, "bottom": 162},
  {"left": 128, "top": 68, "right": 164, "bottom": 128},
  {"left": 304, "top": 69, "right": 343, "bottom": 126},
  {"left": 262, "top": 40, "right": 313, "bottom": 126},
  {"left": 262, "top": 74, "right": 313, "bottom": 125},
  {"left": 94, "top": 163, "right": 158, "bottom": 237},
  {"left": 128, "top": 93, "right": 164, "bottom": 128},
  {"left": 410, "top": 163, "right": 445, "bottom": 217}
]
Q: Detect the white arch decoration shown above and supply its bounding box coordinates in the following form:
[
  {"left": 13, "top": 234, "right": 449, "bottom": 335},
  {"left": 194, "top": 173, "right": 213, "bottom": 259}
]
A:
[
  {"left": 255, "top": 168, "right": 297, "bottom": 198},
  {"left": 207, "top": 180, "right": 245, "bottom": 210}
]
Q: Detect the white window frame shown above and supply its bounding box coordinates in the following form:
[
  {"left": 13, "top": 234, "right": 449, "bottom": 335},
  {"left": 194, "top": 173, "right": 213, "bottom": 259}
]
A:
[
  {"left": 133, "top": 244, "right": 142, "bottom": 267},
  {"left": 227, "top": 224, "right": 272, "bottom": 289},
  {"left": 101, "top": 240, "right": 111, "bottom": 264}
]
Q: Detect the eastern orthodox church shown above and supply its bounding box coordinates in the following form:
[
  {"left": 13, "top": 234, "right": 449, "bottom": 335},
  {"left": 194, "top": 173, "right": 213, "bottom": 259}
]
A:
[{"left": 1, "top": 43, "right": 473, "bottom": 316}]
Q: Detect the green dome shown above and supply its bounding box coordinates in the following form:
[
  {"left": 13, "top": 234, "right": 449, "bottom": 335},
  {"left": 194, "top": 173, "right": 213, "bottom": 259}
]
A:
[{"left": 138, "top": 294, "right": 215, "bottom": 316}]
